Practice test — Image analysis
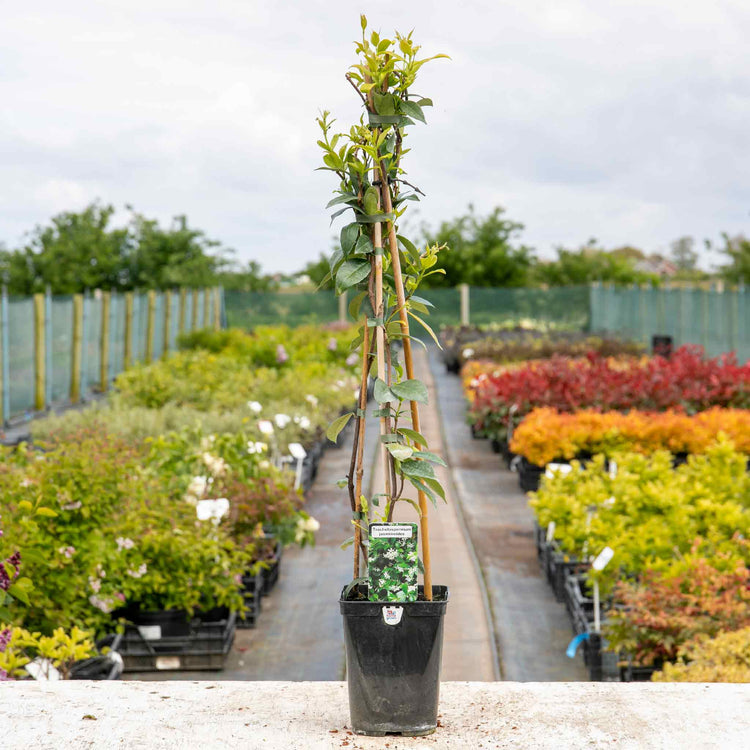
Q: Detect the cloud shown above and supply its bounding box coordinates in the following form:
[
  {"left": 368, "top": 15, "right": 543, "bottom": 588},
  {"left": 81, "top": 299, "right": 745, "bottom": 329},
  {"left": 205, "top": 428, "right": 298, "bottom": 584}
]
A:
[{"left": 1, "top": 1, "right": 749, "bottom": 272}]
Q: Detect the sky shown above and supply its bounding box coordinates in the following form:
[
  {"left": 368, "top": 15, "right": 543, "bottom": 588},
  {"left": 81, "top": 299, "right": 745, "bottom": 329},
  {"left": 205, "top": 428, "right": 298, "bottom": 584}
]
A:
[{"left": 2, "top": 0, "right": 750, "bottom": 273}]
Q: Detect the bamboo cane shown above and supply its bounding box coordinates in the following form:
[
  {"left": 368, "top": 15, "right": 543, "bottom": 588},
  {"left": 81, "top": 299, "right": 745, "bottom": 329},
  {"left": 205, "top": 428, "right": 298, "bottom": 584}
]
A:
[
  {"left": 365, "top": 78, "right": 393, "bottom": 513},
  {"left": 379, "top": 167, "right": 433, "bottom": 600},
  {"left": 352, "top": 319, "right": 371, "bottom": 577}
]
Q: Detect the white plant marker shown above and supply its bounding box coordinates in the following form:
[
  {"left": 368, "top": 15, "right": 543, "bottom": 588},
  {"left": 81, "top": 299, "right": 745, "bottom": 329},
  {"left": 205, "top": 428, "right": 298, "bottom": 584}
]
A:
[
  {"left": 289, "top": 442, "right": 307, "bottom": 490},
  {"left": 591, "top": 546, "right": 615, "bottom": 632}
]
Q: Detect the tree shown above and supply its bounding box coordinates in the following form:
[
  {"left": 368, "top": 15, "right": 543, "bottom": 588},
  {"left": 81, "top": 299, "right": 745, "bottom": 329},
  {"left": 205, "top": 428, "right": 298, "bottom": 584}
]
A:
[
  {"left": 421, "top": 205, "right": 534, "bottom": 287},
  {"left": 532, "top": 241, "right": 658, "bottom": 286},
  {"left": 302, "top": 252, "right": 335, "bottom": 290},
  {"left": 126, "top": 210, "right": 227, "bottom": 289},
  {"left": 9, "top": 203, "right": 130, "bottom": 294},
  {"left": 670, "top": 236, "right": 698, "bottom": 272},
  {"left": 717, "top": 234, "right": 750, "bottom": 284},
  {"left": 216, "top": 260, "right": 277, "bottom": 292},
  {"left": 0, "top": 202, "right": 233, "bottom": 294}
]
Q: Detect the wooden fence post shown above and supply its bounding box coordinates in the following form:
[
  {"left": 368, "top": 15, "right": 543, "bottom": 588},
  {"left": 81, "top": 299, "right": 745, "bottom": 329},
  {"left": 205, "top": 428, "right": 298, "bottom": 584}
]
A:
[
  {"left": 33, "top": 293, "right": 45, "bottom": 411},
  {"left": 0, "top": 287, "right": 8, "bottom": 423},
  {"left": 460, "top": 283, "right": 470, "bottom": 326},
  {"left": 163, "top": 291, "right": 172, "bottom": 359},
  {"left": 100, "top": 291, "right": 111, "bottom": 392},
  {"left": 124, "top": 292, "right": 133, "bottom": 368},
  {"left": 204, "top": 288, "right": 212, "bottom": 329},
  {"left": 146, "top": 290, "right": 156, "bottom": 363},
  {"left": 70, "top": 294, "right": 83, "bottom": 403},
  {"left": 179, "top": 288, "right": 187, "bottom": 335},
  {"left": 45, "top": 287, "right": 53, "bottom": 406}
]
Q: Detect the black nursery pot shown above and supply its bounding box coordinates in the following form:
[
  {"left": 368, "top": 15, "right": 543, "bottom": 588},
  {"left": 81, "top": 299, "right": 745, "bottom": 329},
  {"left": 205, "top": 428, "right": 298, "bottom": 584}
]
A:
[{"left": 339, "top": 584, "right": 448, "bottom": 737}]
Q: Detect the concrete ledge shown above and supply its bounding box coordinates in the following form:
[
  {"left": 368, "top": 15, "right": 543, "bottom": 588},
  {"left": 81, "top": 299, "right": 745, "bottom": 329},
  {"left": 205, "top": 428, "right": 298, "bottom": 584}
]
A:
[{"left": 1, "top": 681, "right": 748, "bottom": 749}]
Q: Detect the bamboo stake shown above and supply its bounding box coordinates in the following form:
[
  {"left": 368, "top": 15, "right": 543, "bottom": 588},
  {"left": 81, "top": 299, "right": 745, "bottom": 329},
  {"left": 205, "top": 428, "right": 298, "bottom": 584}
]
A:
[
  {"left": 366, "top": 78, "right": 393, "bottom": 511},
  {"left": 380, "top": 167, "right": 433, "bottom": 600},
  {"left": 352, "top": 320, "right": 371, "bottom": 577}
]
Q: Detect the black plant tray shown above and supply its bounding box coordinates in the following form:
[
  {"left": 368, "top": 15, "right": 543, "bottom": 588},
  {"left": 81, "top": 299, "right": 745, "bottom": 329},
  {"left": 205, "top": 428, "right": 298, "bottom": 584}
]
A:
[
  {"left": 261, "top": 543, "right": 283, "bottom": 596},
  {"left": 545, "top": 546, "right": 590, "bottom": 603},
  {"left": 73, "top": 634, "right": 124, "bottom": 680},
  {"left": 115, "top": 608, "right": 235, "bottom": 672},
  {"left": 237, "top": 569, "right": 263, "bottom": 629}
]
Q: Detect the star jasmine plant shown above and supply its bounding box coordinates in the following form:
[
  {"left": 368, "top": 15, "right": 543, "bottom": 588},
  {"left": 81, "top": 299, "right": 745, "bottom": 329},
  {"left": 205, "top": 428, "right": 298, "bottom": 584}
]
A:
[{"left": 320, "top": 16, "right": 449, "bottom": 601}]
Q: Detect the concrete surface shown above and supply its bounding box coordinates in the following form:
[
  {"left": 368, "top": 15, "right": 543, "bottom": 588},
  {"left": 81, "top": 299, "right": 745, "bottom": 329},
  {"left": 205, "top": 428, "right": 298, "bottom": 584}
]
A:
[
  {"left": 428, "top": 347, "right": 588, "bottom": 681},
  {"left": 2, "top": 681, "right": 748, "bottom": 749}
]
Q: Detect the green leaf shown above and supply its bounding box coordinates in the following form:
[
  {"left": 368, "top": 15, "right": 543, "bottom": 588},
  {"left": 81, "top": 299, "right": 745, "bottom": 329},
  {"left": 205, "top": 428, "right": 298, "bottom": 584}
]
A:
[
  {"left": 423, "top": 477, "right": 447, "bottom": 502},
  {"left": 412, "top": 450, "right": 446, "bottom": 467},
  {"left": 336, "top": 259, "right": 371, "bottom": 291},
  {"left": 417, "top": 98, "right": 433, "bottom": 108},
  {"left": 408, "top": 477, "right": 438, "bottom": 507},
  {"left": 409, "top": 294, "right": 434, "bottom": 308},
  {"left": 340, "top": 536, "right": 355, "bottom": 550},
  {"left": 326, "top": 412, "right": 353, "bottom": 442},
  {"left": 340, "top": 223, "right": 360, "bottom": 255},
  {"left": 326, "top": 193, "right": 357, "bottom": 209},
  {"left": 330, "top": 205, "right": 354, "bottom": 224},
  {"left": 408, "top": 310, "right": 440, "bottom": 347},
  {"left": 397, "top": 234, "right": 421, "bottom": 263},
  {"left": 36, "top": 506, "right": 58, "bottom": 518},
  {"left": 400, "top": 100, "right": 426, "bottom": 123},
  {"left": 397, "top": 427, "right": 428, "bottom": 447},
  {"left": 390, "top": 379, "right": 428, "bottom": 404},
  {"left": 387, "top": 444, "right": 414, "bottom": 461},
  {"left": 348, "top": 290, "right": 369, "bottom": 321},
  {"left": 10, "top": 577, "right": 33, "bottom": 605},
  {"left": 373, "top": 378, "right": 394, "bottom": 403},
  {"left": 354, "top": 234, "right": 374, "bottom": 255},
  {"left": 373, "top": 92, "right": 396, "bottom": 116},
  {"left": 400, "top": 458, "right": 436, "bottom": 480}
]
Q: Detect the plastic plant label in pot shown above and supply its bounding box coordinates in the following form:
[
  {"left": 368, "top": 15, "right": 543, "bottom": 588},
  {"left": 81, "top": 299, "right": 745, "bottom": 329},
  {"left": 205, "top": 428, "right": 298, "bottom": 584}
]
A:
[{"left": 368, "top": 523, "right": 418, "bottom": 602}]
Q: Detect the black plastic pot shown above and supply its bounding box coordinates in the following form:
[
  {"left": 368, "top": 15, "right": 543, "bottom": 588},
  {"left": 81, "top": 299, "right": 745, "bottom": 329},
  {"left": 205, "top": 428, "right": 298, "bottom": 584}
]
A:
[
  {"left": 518, "top": 457, "right": 545, "bottom": 492},
  {"left": 340, "top": 584, "right": 448, "bottom": 737}
]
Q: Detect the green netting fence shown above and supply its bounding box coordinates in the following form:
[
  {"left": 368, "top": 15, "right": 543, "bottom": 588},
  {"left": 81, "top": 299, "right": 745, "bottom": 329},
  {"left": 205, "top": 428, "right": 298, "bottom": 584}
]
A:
[
  {"left": 590, "top": 283, "right": 749, "bottom": 363},
  {"left": 0, "top": 288, "right": 222, "bottom": 424}
]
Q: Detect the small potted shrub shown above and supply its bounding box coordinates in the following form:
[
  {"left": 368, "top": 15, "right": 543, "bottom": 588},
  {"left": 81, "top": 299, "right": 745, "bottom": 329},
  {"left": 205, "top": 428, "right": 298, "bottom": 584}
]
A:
[{"left": 319, "top": 16, "right": 449, "bottom": 736}]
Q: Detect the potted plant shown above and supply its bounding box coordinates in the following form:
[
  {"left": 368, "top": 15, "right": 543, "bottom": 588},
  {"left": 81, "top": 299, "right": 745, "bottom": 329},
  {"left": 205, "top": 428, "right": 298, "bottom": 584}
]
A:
[{"left": 318, "top": 16, "right": 449, "bottom": 736}]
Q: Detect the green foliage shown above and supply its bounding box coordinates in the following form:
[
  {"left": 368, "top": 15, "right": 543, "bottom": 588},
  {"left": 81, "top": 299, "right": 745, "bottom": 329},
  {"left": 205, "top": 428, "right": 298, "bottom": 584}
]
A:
[
  {"left": 0, "top": 430, "right": 251, "bottom": 634},
  {"left": 0, "top": 625, "right": 95, "bottom": 680},
  {"left": 716, "top": 233, "right": 750, "bottom": 284},
  {"left": 0, "top": 202, "right": 232, "bottom": 295},
  {"left": 606, "top": 539, "right": 750, "bottom": 666},
  {"left": 422, "top": 205, "right": 535, "bottom": 288},
  {"left": 532, "top": 241, "right": 659, "bottom": 286},
  {"left": 529, "top": 440, "right": 750, "bottom": 596},
  {"left": 652, "top": 627, "right": 750, "bottom": 683}
]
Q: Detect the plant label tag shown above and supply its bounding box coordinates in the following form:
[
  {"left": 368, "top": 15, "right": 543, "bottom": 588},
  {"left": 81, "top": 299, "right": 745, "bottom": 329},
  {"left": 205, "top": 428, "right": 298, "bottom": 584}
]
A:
[
  {"left": 370, "top": 524, "right": 413, "bottom": 539},
  {"left": 592, "top": 546, "right": 615, "bottom": 571},
  {"left": 609, "top": 460, "right": 618, "bottom": 479},
  {"left": 546, "top": 521, "right": 556, "bottom": 543},
  {"left": 155, "top": 656, "right": 181, "bottom": 670},
  {"left": 382, "top": 605, "right": 404, "bottom": 626},
  {"left": 288, "top": 442, "right": 307, "bottom": 460},
  {"left": 368, "top": 523, "right": 418, "bottom": 602},
  {"left": 25, "top": 658, "right": 60, "bottom": 681},
  {"left": 545, "top": 462, "right": 572, "bottom": 479},
  {"left": 138, "top": 625, "right": 162, "bottom": 641}
]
